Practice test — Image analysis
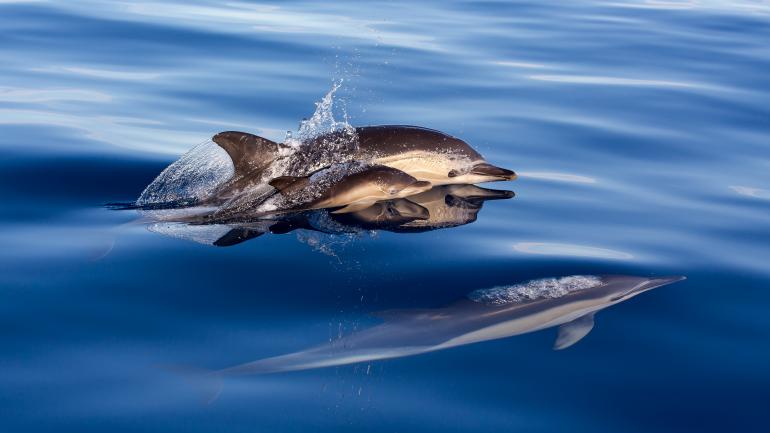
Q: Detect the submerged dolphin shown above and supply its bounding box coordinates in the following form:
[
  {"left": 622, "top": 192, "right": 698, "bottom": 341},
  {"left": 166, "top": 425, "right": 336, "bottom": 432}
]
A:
[{"left": 193, "top": 275, "right": 684, "bottom": 392}]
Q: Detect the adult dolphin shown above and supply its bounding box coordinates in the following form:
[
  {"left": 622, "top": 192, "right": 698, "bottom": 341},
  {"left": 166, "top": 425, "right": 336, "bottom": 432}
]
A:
[
  {"left": 206, "top": 126, "right": 516, "bottom": 203},
  {"left": 202, "top": 163, "right": 433, "bottom": 223},
  {"left": 185, "top": 274, "right": 684, "bottom": 401}
]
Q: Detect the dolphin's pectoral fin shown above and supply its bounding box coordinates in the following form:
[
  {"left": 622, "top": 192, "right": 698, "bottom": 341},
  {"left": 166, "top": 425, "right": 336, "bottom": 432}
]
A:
[
  {"left": 330, "top": 201, "right": 377, "bottom": 214},
  {"left": 553, "top": 313, "right": 595, "bottom": 350},
  {"left": 269, "top": 176, "right": 310, "bottom": 195},
  {"left": 212, "top": 131, "right": 280, "bottom": 177},
  {"left": 213, "top": 227, "right": 265, "bottom": 247}
]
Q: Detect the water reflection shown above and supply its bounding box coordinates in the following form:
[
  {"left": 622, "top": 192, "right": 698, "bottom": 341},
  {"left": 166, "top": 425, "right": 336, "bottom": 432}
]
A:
[
  {"left": 191, "top": 275, "right": 685, "bottom": 400},
  {"left": 143, "top": 184, "right": 514, "bottom": 247},
  {"left": 513, "top": 242, "right": 634, "bottom": 260},
  {"left": 729, "top": 185, "right": 770, "bottom": 200}
]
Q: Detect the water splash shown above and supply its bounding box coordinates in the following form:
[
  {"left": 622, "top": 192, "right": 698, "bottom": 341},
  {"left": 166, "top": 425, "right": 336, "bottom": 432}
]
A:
[
  {"left": 136, "top": 140, "right": 234, "bottom": 206},
  {"left": 289, "top": 80, "right": 353, "bottom": 145},
  {"left": 468, "top": 275, "right": 604, "bottom": 305},
  {"left": 137, "top": 82, "right": 358, "bottom": 209},
  {"left": 279, "top": 81, "right": 359, "bottom": 177}
]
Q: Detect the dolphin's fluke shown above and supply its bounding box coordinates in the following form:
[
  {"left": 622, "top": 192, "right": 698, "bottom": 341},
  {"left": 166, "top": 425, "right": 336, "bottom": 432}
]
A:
[
  {"left": 212, "top": 131, "right": 280, "bottom": 177},
  {"left": 553, "top": 313, "right": 595, "bottom": 350}
]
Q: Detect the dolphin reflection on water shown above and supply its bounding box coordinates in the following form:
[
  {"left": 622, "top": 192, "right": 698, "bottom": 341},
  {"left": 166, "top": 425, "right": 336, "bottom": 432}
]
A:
[
  {"left": 145, "top": 184, "right": 514, "bottom": 247},
  {"left": 189, "top": 274, "right": 684, "bottom": 400}
]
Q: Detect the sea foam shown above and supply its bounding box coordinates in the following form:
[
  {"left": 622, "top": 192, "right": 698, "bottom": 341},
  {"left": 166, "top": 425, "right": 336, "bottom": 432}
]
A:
[{"left": 468, "top": 275, "right": 603, "bottom": 305}]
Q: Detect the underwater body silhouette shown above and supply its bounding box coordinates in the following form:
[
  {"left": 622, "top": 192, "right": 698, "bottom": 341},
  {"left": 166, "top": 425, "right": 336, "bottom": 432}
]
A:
[{"left": 186, "top": 275, "right": 685, "bottom": 401}]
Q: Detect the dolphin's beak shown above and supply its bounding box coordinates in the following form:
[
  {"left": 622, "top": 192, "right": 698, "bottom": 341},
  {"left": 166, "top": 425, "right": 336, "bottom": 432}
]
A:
[
  {"left": 470, "top": 163, "right": 517, "bottom": 180},
  {"left": 647, "top": 275, "right": 687, "bottom": 288},
  {"left": 627, "top": 275, "right": 686, "bottom": 298}
]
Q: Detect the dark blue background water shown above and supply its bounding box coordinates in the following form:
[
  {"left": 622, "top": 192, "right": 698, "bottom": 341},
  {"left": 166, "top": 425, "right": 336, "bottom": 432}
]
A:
[{"left": 2, "top": 1, "right": 769, "bottom": 432}]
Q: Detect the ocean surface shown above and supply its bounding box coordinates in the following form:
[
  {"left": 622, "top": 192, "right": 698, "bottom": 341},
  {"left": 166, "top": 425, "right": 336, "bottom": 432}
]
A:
[{"left": 2, "top": 1, "right": 770, "bottom": 432}]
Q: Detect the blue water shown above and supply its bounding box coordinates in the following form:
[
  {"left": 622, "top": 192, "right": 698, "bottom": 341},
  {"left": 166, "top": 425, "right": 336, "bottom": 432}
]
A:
[{"left": 2, "top": 1, "right": 770, "bottom": 432}]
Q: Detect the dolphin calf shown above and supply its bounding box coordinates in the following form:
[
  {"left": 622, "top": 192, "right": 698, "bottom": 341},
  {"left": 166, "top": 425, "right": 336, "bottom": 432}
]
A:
[
  {"left": 195, "top": 275, "right": 684, "bottom": 385},
  {"left": 221, "top": 163, "right": 433, "bottom": 219},
  {"left": 268, "top": 164, "right": 432, "bottom": 214}
]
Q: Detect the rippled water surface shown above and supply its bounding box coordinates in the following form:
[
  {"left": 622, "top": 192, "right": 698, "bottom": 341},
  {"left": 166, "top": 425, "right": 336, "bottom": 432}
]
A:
[{"left": 2, "top": 1, "right": 770, "bottom": 432}]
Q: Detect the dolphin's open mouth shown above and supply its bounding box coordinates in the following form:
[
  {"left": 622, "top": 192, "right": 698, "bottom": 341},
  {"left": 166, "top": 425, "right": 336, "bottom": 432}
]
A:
[{"left": 469, "top": 163, "right": 517, "bottom": 180}]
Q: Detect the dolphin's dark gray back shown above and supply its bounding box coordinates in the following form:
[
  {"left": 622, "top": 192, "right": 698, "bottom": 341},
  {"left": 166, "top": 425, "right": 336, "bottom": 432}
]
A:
[{"left": 355, "top": 126, "right": 484, "bottom": 160}]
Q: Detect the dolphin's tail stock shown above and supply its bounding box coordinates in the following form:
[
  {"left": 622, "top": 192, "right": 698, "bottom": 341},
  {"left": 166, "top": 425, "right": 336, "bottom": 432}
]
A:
[{"left": 162, "top": 364, "right": 224, "bottom": 405}]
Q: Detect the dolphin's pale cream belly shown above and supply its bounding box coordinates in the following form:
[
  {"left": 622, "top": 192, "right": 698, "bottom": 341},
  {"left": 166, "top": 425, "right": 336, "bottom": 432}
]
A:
[
  {"left": 373, "top": 151, "right": 474, "bottom": 185},
  {"left": 435, "top": 300, "right": 602, "bottom": 349}
]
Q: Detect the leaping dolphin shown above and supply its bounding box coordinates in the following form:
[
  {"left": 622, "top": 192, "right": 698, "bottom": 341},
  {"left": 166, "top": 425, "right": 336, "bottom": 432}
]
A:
[
  {"left": 188, "top": 274, "right": 684, "bottom": 400},
  {"left": 199, "top": 126, "right": 515, "bottom": 206}
]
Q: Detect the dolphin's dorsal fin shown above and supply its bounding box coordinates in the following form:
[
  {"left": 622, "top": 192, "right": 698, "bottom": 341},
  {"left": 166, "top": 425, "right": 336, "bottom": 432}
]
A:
[
  {"left": 553, "top": 313, "right": 595, "bottom": 350},
  {"left": 268, "top": 176, "right": 310, "bottom": 195},
  {"left": 212, "top": 131, "right": 280, "bottom": 177}
]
